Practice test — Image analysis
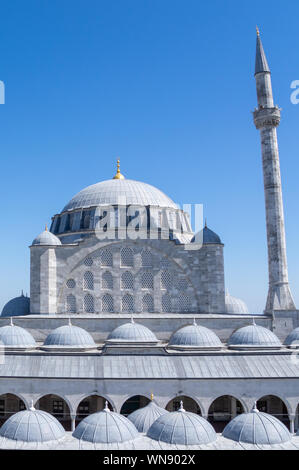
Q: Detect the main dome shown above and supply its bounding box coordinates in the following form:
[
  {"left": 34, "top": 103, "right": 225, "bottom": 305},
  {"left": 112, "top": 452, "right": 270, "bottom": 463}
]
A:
[{"left": 62, "top": 179, "right": 178, "bottom": 212}]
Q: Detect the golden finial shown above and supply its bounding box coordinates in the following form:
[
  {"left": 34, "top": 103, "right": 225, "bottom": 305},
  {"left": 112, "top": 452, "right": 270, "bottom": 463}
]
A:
[
  {"left": 45, "top": 224, "right": 48, "bottom": 232},
  {"left": 256, "top": 25, "right": 260, "bottom": 37},
  {"left": 113, "top": 158, "right": 125, "bottom": 180},
  {"left": 150, "top": 392, "right": 154, "bottom": 401}
]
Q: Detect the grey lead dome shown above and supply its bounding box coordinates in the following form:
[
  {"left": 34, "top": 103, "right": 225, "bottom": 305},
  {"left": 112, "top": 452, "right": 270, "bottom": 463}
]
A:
[
  {"left": 73, "top": 404, "right": 139, "bottom": 443},
  {"left": 228, "top": 322, "right": 281, "bottom": 350},
  {"left": 168, "top": 320, "right": 222, "bottom": 350},
  {"left": 128, "top": 401, "right": 169, "bottom": 433},
  {"left": 223, "top": 405, "right": 291, "bottom": 445},
  {"left": 62, "top": 178, "right": 178, "bottom": 212},
  {"left": 106, "top": 318, "right": 158, "bottom": 344},
  {"left": 147, "top": 403, "right": 217, "bottom": 445},
  {"left": 0, "top": 320, "right": 36, "bottom": 350},
  {"left": 284, "top": 327, "right": 299, "bottom": 349},
  {"left": 43, "top": 320, "right": 96, "bottom": 350},
  {"left": 0, "top": 407, "right": 65, "bottom": 443},
  {"left": 32, "top": 229, "right": 61, "bottom": 246},
  {"left": 1, "top": 293, "right": 30, "bottom": 317}
]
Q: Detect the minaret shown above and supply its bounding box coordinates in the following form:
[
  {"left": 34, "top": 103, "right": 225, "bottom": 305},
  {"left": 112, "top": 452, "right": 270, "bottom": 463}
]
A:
[{"left": 253, "top": 28, "right": 295, "bottom": 313}]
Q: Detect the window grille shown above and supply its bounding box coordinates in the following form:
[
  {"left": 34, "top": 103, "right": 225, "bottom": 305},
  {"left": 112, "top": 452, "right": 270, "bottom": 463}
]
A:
[
  {"left": 84, "top": 257, "right": 93, "bottom": 266},
  {"left": 84, "top": 294, "right": 94, "bottom": 313},
  {"left": 141, "top": 249, "right": 152, "bottom": 267},
  {"left": 162, "top": 293, "right": 172, "bottom": 312},
  {"left": 122, "top": 294, "right": 134, "bottom": 312},
  {"left": 160, "top": 258, "right": 171, "bottom": 269},
  {"left": 100, "top": 249, "right": 113, "bottom": 267},
  {"left": 177, "top": 278, "right": 188, "bottom": 291},
  {"left": 142, "top": 294, "right": 154, "bottom": 312},
  {"left": 66, "top": 294, "right": 76, "bottom": 313},
  {"left": 121, "top": 247, "right": 134, "bottom": 267},
  {"left": 121, "top": 271, "right": 134, "bottom": 290},
  {"left": 66, "top": 279, "right": 76, "bottom": 289},
  {"left": 102, "top": 271, "right": 113, "bottom": 290},
  {"left": 102, "top": 294, "right": 114, "bottom": 313},
  {"left": 141, "top": 271, "right": 154, "bottom": 289},
  {"left": 178, "top": 294, "right": 191, "bottom": 312},
  {"left": 161, "top": 270, "right": 172, "bottom": 290},
  {"left": 83, "top": 271, "right": 94, "bottom": 290}
]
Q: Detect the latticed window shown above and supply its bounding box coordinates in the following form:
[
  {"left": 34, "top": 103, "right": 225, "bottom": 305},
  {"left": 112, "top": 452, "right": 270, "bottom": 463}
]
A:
[
  {"left": 178, "top": 294, "right": 191, "bottom": 312},
  {"left": 66, "top": 278, "right": 76, "bottom": 289},
  {"left": 141, "top": 271, "right": 154, "bottom": 289},
  {"left": 142, "top": 294, "right": 154, "bottom": 312},
  {"left": 121, "top": 247, "right": 134, "bottom": 267},
  {"left": 84, "top": 294, "right": 94, "bottom": 313},
  {"left": 121, "top": 271, "right": 134, "bottom": 290},
  {"left": 160, "top": 258, "right": 171, "bottom": 269},
  {"left": 66, "top": 294, "right": 76, "bottom": 313},
  {"left": 100, "top": 249, "right": 113, "bottom": 267},
  {"left": 84, "top": 257, "right": 93, "bottom": 266},
  {"left": 102, "top": 294, "right": 114, "bottom": 312},
  {"left": 162, "top": 293, "right": 172, "bottom": 312},
  {"left": 141, "top": 249, "right": 152, "bottom": 267},
  {"left": 161, "top": 270, "right": 172, "bottom": 290},
  {"left": 177, "top": 278, "right": 188, "bottom": 292},
  {"left": 102, "top": 271, "right": 113, "bottom": 290},
  {"left": 122, "top": 294, "right": 134, "bottom": 312},
  {"left": 83, "top": 271, "right": 94, "bottom": 290}
]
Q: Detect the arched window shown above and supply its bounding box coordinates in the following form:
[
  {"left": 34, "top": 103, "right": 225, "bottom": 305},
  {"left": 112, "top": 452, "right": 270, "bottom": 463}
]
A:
[
  {"left": 178, "top": 294, "right": 191, "bottom": 312},
  {"left": 121, "top": 271, "right": 134, "bottom": 290},
  {"left": 84, "top": 257, "right": 93, "bottom": 267},
  {"left": 141, "top": 271, "right": 154, "bottom": 289},
  {"left": 162, "top": 293, "right": 171, "bottom": 312},
  {"left": 66, "top": 294, "right": 76, "bottom": 313},
  {"left": 84, "top": 294, "right": 94, "bottom": 313},
  {"left": 83, "top": 271, "right": 94, "bottom": 290},
  {"left": 160, "top": 258, "right": 171, "bottom": 269},
  {"left": 142, "top": 294, "right": 154, "bottom": 312},
  {"left": 122, "top": 294, "right": 134, "bottom": 312},
  {"left": 121, "top": 247, "right": 134, "bottom": 267},
  {"left": 102, "top": 271, "right": 113, "bottom": 290},
  {"left": 161, "top": 270, "right": 172, "bottom": 290},
  {"left": 66, "top": 279, "right": 76, "bottom": 289},
  {"left": 177, "top": 278, "right": 188, "bottom": 292},
  {"left": 102, "top": 294, "right": 114, "bottom": 313},
  {"left": 100, "top": 249, "right": 113, "bottom": 267},
  {"left": 141, "top": 249, "right": 152, "bottom": 267}
]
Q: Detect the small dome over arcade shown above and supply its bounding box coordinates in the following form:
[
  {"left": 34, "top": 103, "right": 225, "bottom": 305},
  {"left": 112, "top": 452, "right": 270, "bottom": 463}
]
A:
[
  {"left": 225, "top": 291, "right": 249, "bottom": 314},
  {"left": 106, "top": 317, "right": 158, "bottom": 344},
  {"left": 0, "top": 319, "right": 36, "bottom": 350},
  {"left": 284, "top": 327, "right": 299, "bottom": 349},
  {"left": 1, "top": 292, "right": 30, "bottom": 317},
  {"left": 73, "top": 401, "right": 139, "bottom": 444},
  {"left": 42, "top": 319, "right": 96, "bottom": 351},
  {"left": 168, "top": 319, "right": 222, "bottom": 350},
  {"left": 223, "top": 403, "right": 291, "bottom": 445},
  {"left": 228, "top": 320, "right": 281, "bottom": 350},
  {"left": 147, "top": 401, "right": 217, "bottom": 445},
  {"left": 0, "top": 403, "right": 65, "bottom": 443},
  {"left": 32, "top": 225, "right": 61, "bottom": 246},
  {"left": 127, "top": 394, "right": 169, "bottom": 433}
]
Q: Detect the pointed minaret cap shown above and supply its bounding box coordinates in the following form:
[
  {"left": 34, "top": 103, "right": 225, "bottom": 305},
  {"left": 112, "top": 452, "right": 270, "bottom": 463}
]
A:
[
  {"left": 113, "top": 159, "right": 125, "bottom": 180},
  {"left": 255, "top": 27, "right": 270, "bottom": 75}
]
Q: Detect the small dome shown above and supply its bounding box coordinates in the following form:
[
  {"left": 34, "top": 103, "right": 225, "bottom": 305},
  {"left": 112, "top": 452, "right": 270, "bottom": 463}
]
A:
[
  {"left": 147, "top": 402, "right": 217, "bottom": 445},
  {"left": 192, "top": 225, "right": 221, "bottom": 244},
  {"left": 223, "top": 404, "right": 291, "bottom": 445},
  {"left": 43, "top": 320, "right": 96, "bottom": 350},
  {"left": 1, "top": 293, "right": 30, "bottom": 317},
  {"left": 168, "top": 320, "right": 222, "bottom": 350},
  {"left": 228, "top": 321, "right": 281, "bottom": 350},
  {"left": 225, "top": 291, "right": 249, "bottom": 314},
  {"left": 0, "top": 406, "right": 65, "bottom": 443},
  {"left": 106, "top": 318, "right": 158, "bottom": 344},
  {"left": 0, "top": 319, "right": 36, "bottom": 350},
  {"left": 73, "top": 402, "right": 139, "bottom": 443},
  {"left": 32, "top": 228, "right": 61, "bottom": 246},
  {"left": 284, "top": 327, "right": 299, "bottom": 349},
  {"left": 128, "top": 400, "right": 169, "bottom": 433}
]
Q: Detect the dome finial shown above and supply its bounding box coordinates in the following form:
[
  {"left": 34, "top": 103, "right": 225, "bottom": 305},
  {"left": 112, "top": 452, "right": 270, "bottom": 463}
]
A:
[
  {"left": 103, "top": 400, "right": 111, "bottom": 412},
  {"left": 252, "top": 401, "right": 259, "bottom": 413},
  {"left": 29, "top": 399, "right": 35, "bottom": 411},
  {"left": 204, "top": 218, "right": 207, "bottom": 228},
  {"left": 113, "top": 158, "right": 125, "bottom": 180},
  {"left": 256, "top": 25, "right": 260, "bottom": 37},
  {"left": 178, "top": 400, "right": 185, "bottom": 412},
  {"left": 193, "top": 317, "right": 197, "bottom": 326},
  {"left": 150, "top": 392, "right": 154, "bottom": 401},
  {"left": 252, "top": 317, "right": 256, "bottom": 326},
  {"left": 68, "top": 317, "right": 72, "bottom": 326},
  {"left": 45, "top": 223, "right": 48, "bottom": 232},
  {"left": 130, "top": 314, "right": 134, "bottom": 324}
]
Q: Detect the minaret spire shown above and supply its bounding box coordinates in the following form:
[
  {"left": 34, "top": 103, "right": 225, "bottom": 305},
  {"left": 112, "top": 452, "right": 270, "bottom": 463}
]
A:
[{"left": 253, "top": 30, "right": 295, "bottom": 313}]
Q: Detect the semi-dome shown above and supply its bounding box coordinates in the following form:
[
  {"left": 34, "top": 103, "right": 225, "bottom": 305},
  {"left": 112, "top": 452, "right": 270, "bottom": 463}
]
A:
[
  {"left": 0, "top": 404, "right": 65, "bottom": 443},
  {"left": 32, "top": 227, "right": 61, "bottom": 246},
  {"left": 168, "top": 319, "right": 222, "bottom": 350},
  {"left": 62, "top": 178, "right": 178, "bottom": 212},
  {"left": 284, "top": 327, "right": 299, "bottom": 349},
  {"left": 42, "top": 319, "right": 96, "bottom": 351},
  {"left": 228, "top": 321, "right": 281, "bottom": 350},
  {"left": 106, "top": 318, "right": 158, "bottom": 344},
  {"left": 127, "top": 398, "right": 169, "bottom": 433},
  {"left": 1, "top": 293, "right": 30, "bottom": 317},
  {"left": 147, "top": 401, "right": 217, "bottom": 445},
  {"left": 73, "top": 402, "right": 139, "bottom": 443},
  {"left": 223, "top": 404, "right": 291, "bottom": 445},
  {"left": 192, "top": 224, "right": 221, "bottom": 244},
  {"left": 225, "top": 291, "right": 249, "bottom": 314},
  {"left": 0, "top": 319, "right": 36, "bottom": 350}
]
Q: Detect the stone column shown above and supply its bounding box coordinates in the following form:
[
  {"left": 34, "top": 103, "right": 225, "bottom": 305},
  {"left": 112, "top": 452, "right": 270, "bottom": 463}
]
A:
[{"left": 70, "top": 414, "right": 76, "bottom": 432}]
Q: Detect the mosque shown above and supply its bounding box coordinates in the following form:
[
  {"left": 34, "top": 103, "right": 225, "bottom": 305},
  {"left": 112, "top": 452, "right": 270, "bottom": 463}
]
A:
[{"left": 0, "top": 30, "right": 299, "bottom": 450}]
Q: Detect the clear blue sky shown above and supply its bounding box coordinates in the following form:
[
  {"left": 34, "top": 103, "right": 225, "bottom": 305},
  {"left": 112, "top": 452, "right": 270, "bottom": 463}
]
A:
[{"left": 0, "top": 0, "right": 298, "bottom": 313}]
